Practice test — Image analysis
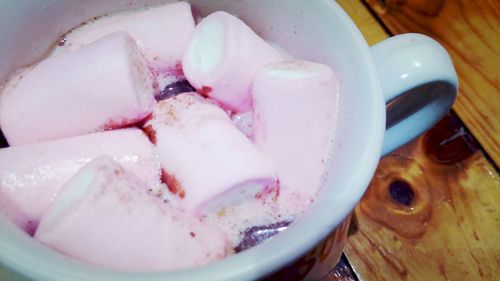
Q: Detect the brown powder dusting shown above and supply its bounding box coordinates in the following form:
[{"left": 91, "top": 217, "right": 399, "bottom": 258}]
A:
[
  {"left": 165, "top": 105, "right": 178, "bottom": 124},
  {"left": 161, "top": 170, "right": 186, "bottom": 198},
  {"left": 198, "top": 86, "right": 212, "bottom": 97},
  {"left": 137, "top": 113, "right": 153, "bottom": 127},
  {"left": 99, "top": 117, "right": 139, "bottom": 131},
  {"left": 255, "top": 181, "right": 280, "bottom": 201},
  {"left": 151, "top": 100, "right": 180, "bottom": 127},
  {"left": 173, "top": 62, "right": 184, "bottom": 77},
  {"left": 142, "top": 125, "right": 157, "bottom": 144}
]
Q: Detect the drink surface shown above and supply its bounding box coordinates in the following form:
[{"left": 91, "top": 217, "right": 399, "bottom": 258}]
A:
[{"left": 0, "top": 1, "right": 340, "bottom": 272}]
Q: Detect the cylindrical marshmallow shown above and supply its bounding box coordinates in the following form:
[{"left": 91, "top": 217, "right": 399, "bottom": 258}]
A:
[
  {"left": 182, "top": 11, "right": 283, "bottom": 112},
  {"left": 35, "top": 156, "right": 227, "bottom": 272},
  {"left": 0, "top": 32, "right": 155, "bottom": 145},
  {"left": 252, "top": 60, "right": 340, "bottom": 200},
  {"left": 0, "top": 129, "right": 161, "bottom": 233},
  {"left": 144, "top": 93, "right": 277, "bottom": 215},
  {"left": 52, "top": 2, "right": 195, "bottom": 69}
]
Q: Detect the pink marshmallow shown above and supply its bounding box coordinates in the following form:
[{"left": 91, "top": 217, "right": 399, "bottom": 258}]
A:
[
  {"left": 253, "top": 60, "right": 340, "bottom": 200},
  {"left": 0, "top": 32, "right": 155, "bottom": 145},
  {"left": 144, "top": 93, "right": 277, "bottom": 215},
  {"left": 0, "top": 129, "right": 160, "bottom": 233},
  {"left": 35, "top": 156, "right": 227, "bottom": 272},
  {"left": 182, "top": 11, "right": 283, "bottom": 112},
  {"left": 54, "top": 2, "right": 195, "bottom": 69}
]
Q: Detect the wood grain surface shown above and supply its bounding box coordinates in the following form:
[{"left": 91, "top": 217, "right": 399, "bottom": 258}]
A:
[
  {"left": 344, "top": 114, "right": 499, "bottom": 281},
  {"left": 363, "top": 0, "right": 500, "bottom": 167},
  {"left": 336, "top": 0, "right": 389, "bottom": 45},
  {"left": 334, "top": 1, "right": 500, "bottom": 281}
]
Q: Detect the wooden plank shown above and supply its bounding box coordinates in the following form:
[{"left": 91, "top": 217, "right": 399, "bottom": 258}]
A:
[
  {"left": 336, "top": 0, "right": 389, "bottom": 45},
  {"left": 344, "top": 114, "right": 500, "bottom": 281},
  {"left": 363, "top": 0, "right": 500, "bottom": 167},
  {"left": 334, "top": 1, "right": 500, "bottom": 280}
]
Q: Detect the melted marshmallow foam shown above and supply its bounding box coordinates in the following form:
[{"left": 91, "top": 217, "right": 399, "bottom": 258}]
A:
[{"left": 201, "top": 189, "right": 317, "bottom": 246}]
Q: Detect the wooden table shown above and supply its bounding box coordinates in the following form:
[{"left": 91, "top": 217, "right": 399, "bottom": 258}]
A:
[{"left": 327, "top": 1, "right": 500, "bottom": 280}]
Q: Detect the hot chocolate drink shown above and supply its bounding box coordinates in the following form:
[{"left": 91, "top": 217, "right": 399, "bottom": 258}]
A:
[{"left": 0, "top": 1, "right": 340, "bottom": 272}]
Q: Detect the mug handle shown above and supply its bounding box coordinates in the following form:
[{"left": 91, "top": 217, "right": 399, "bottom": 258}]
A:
[{"left": 371, "top": 33, "right": 458, "bottom": 156}]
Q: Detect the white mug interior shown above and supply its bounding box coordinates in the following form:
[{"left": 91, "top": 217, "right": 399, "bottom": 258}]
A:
[{"left": 0, "top": 0, "right": 385, "bottom": 280}]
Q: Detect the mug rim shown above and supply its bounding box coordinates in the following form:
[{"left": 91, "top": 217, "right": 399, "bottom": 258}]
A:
[{"left": 0, "top": 0, "right": 385, "bottom": 280}]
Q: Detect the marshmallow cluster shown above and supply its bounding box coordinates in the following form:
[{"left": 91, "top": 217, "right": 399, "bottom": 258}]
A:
[
  {"left": 0, "top": 1, "right": 340, "bottom": 273},
  {"left": 35, "top": 156, "right": 226, "bottom": 271}
]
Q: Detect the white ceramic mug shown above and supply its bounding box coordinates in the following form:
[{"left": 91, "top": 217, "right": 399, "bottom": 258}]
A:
[{"left": 0, "top": 0, "right": 457, "bottom": 280}]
